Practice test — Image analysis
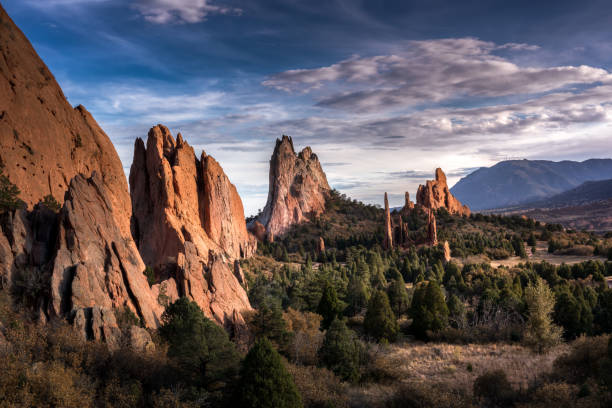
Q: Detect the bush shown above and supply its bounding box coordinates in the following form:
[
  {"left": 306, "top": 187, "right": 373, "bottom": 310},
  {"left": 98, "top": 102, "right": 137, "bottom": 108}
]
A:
[
  {"left": 0, "top": 164, "right": 20, "bottom": 213},
  {"left": 238, "top": 337, "right": 303, "bottom": 408},
  {"left": 473, "top": 370, "right": 515, "bottom": 406},
  {"left": 524, "top": 278, "right": 562, "bottom": 353},
  {"left": 410, "top": 280, "right": 449, "bottom": 339}
]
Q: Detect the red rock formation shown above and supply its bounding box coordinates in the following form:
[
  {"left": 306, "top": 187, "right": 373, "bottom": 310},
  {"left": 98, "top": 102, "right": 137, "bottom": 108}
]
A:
[
  {"left": 383, "top": 193, "right": 393, "bottom": 249},
  {"left": 427, "top": 209, "right": 438, "bottom": 246},
  {"left": 129, "top": 126, "right": 254, "bottom": 334},
  {"left": 259, "top": 135, "right": 331, "bottom": 237},
  {"left": 129, "top": 125, "right": 255, "bottom": 268},
  {"left": 443, "top": 240, "right": 451, "bottom": 263},
  {"left": 49, "top": 173, "right": 163, "bottom": 328},
  {"left": 318, "top": 236, "right": 325, "bottom": 253},
  {"left": 402, "top": 192, "right": 415, "bottom": 212},
  {"left": 0, "top": 5, "right": 131, "bottom": 236},
  {"left": 247, "top": 220, "right": 267, "bottom": 242},
  {"left": 416, "top": 168, "right": 470, "bottom": 216}
]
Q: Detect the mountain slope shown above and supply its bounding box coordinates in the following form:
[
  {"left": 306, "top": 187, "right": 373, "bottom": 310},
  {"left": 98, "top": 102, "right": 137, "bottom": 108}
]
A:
[
  {"left": 450, "top": 159, "right": 612, "bottom": 210},
  {"left": 530, "top": 178, "right": 612, "bottom": 208}
]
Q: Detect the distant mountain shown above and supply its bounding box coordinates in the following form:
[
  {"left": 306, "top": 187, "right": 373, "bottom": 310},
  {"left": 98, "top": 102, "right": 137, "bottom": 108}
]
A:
[
  {"left": 450, "top": 159, "right": 612, "bottom": 210},
  {"left": 530, "top": 179, "right": 612, "bottom": 208}
]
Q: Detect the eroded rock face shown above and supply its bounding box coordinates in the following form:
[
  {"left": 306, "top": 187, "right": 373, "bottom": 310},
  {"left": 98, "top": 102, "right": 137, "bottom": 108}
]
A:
[
  {"left": 50, "top": 173, "right": 163, "bottom": 328},
  {"left": 402, "top": 192, "right": 415, "bottom": 212},
  {"left": 443, "top": 240, "right": 451, "bottom": 263},
  {"left": 130, "top": 125, "right": 254, "bottom": 269},
  {"left": 0, "top": 5, "right": 131, "bottom": 237},
  {"left": 416, "top": 168, "right": 470, "bottom": 216},
  {"left": 258, "top": 135, "right": 331, "bottom": 237},
  {"left": 427, "top": 209, "right": 438, "bottom": 246}
]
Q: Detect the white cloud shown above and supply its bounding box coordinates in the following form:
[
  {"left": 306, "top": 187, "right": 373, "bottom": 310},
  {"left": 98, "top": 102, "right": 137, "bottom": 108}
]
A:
[
  {"left": 263, "top": 38, "right": 612, "bottom": 112},
  {"left": 133, "top": 0, "right": 241, "bottom": 24}
]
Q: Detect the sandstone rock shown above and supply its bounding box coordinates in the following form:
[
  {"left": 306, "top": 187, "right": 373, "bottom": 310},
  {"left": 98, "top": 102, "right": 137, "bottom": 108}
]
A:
[
  {"left": 233, "top": 260, "right": 247, "bottom": 289},
  {"left": 402, "top": 192, "right": 415, "bottom": 212},
  {"left": 416, "top": 168, "right": 470, "bottom": 216},
  {"left": 0, "top": 5, "right": 131, "bottom": 237},
  {"left": 443, "top": 240, "right": 451, "bottom": 263},
  {"left": 128, "top": 325, "right": 155, "bottom": 352},
  {"left": 318, "top": 236, "right": 325, "bottom": 253},
  {"left": 247, "top": 220, "right": 267, "bottom": 242},
  {"left": 129, "top": 125, "right": 254, "bottom": 269},
  {"left": 383, "top": 193, "right": 393, "bottom": 250},
  {"left": 73, "top": 306, "right": 122, "bottom": 350},
  {"left": 50, "top": 173, "right": 163, "bottom": 328},
  {"left": 427, "top": 209, "right": 438, "bottom": 246},
  {"left": 258, "top": 135, "right": 331, "bottom": 237}
]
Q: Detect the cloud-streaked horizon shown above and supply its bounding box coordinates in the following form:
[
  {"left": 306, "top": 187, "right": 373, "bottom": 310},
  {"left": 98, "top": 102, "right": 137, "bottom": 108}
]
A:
[{"left": 4, "top": 0, "right": 612, "bottom": 215}]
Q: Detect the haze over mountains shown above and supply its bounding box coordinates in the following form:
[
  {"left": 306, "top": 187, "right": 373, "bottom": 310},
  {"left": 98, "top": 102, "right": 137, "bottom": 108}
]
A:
[{"left": 451, "top": 159, "right": 612, "bottom": 210}]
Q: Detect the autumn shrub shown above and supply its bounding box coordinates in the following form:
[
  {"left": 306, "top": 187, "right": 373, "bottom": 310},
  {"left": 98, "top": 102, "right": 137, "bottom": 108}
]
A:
[{"left": 473, "top": 369, "right": 515, "bottom": 406}]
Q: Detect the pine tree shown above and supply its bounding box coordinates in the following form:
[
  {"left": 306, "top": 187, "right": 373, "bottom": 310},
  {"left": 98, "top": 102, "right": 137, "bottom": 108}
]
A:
[
  {"left": 319, "top": 318, "right": 363, "bottom": 382},
  {"left": 387, "top": 276, "right": 410, "bottom": 318},
  {"left": 364, "top": 290, "right": 399, "bottom": 342},
  {"left": 410, "top": 280, "right": 449, "bottom": 339},
  {"left": 0, "top": 164, "right": 20, "bottom": 213},
  {"left": 238, "top": 338, "right": 303, "bottom": 408},
  {"left": 317, "top": 283, "right": 343, "bottom": 329},
  {"left": 250, "top": 299, "right": 292, "bottom": 352},
  {"left": 524, "top": 278, "right": 562, "bottom": 353},
  {"left": 159, "top": 297, "right": 240, "bottom": 388}
]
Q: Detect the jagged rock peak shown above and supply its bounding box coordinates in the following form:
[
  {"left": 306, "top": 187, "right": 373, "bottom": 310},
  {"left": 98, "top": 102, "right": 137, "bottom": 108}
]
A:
[
  {"left": 129, "top": 125, "right": 255, "bottom": 269},
  {"left": 258, "top": 135, "right": 331, "bottom": 237},
  {"left": 383, "top": 192, "right": 393, "bottom": 249},
  {"left": 0, "top": 4, "right": 131, "bottom": 234},
  {"left": 416, "top": 168, "right": 470, "bottom": 216}
]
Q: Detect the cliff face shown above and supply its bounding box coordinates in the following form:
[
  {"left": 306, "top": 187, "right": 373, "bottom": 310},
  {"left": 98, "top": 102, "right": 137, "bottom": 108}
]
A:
[
  {"left": 258, "top": 135, "right": 331, "bottom": 237},
  {"left": 0, "top": 5, "right": 131, "bottom": 236},
  {"left": 129, "top": 125, "right": 255, "bottom": 269},
  {"left": 129, "top": 125, "right": 254, "bottom": 331},
  {"left": 416, "top": 168, "right": 471, "bottom": 216},
  {"left": 0, "top": 4, "right": 254, "bottom": 345}
]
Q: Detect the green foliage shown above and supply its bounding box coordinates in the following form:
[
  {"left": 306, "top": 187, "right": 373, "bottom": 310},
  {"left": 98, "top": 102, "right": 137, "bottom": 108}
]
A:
[
  {"left": 316, "top": 283, "right": 343, "bottom": 330},
  {"left": 387, "top": 276, "right": 410, "bottom": 318},
  {"left": 144, "top": 266, "right": 156, "bottom": 287},
  {"left": 158, "top": 297, "right": 240, "bottom": 388},
  {"left": 41, "top": 194, "right": 61, "bottom": 213},
  {"left": 524, "top": 278, "right": 563, "bottom": 353},
  {"left": 238, "top": 337, "right": 303, "bottom": 408},
  {"left": 249, "top": 299, "right": 293, "bottom": 352},
  {"left": 410, "top": 280, "right": 449, "bottom": 339},
  {"left": 364, "top": 290, "right": 398, "bottom": 342},
  {"left": 0, "top": 164, "right": 21, "bottom": 213},
  {"left": 319, "top": 318, "right": 364, "bottom": 382}
]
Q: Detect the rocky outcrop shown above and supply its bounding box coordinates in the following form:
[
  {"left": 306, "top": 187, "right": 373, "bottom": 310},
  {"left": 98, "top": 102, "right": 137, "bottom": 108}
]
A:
[
  {"left": 402, "top": 192, "right": 415, "bottom": 213},
  {"left": 258, "top": 135, "right": 331, "bottom": 237},
  {"left": 0, "top": 5, "right": 131, "bottom": 236},
  {"left": 318, "top": 237, "right": 325, "bottom": 253},
  {"left": 416, "top": 168, "right": 470, "bottom": 216},
  {"left": 443, "top": 240, "right": 451, "bottom": 263},
  {"left": 383, "top": 193, "right": 393, "bottom": 250},
  {"left": 50, "top": 173, "right": 163, "bottom": 328},
  {"left": 130, "top": 125, "right": 255, "bottom": 270},
  {"left": 427, "top": 209, "right": 438, "bottom": 246}
]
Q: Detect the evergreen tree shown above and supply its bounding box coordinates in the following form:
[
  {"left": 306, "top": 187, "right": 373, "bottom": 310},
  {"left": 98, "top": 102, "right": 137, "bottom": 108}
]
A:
[
  {"left": 364, "top": 290, "right": 399, "bottom": 342},
  {"left": 238, "top": 338, "right": 303, "bottom": 408},
  {"left": 316, "top": 283, "right": 343, "bottom": 329},
  {"left": 159, "top": 297, "right": 240, "bottom": 388},
  {"left": 0, "top": 164, "right": 20, "bottom": 213},
  {"left": 346, "top": 275, "right": 369, "bottom": 316},
  {"left": 524, "top": 278, "right": 562, "bottom": 353},
  {"left": 387, "top": 276, "right": 410, "bottom": 318},
  {"left": 250, "top": 299, "right": 292, "bottom": 352},
  {"left": 447, "top": 294, "right": 466, "bottom": 328},
  {"left": 319, "top": 318, "right": 363, "bottom": 382},
  {"left": 410, "top": 281, "right": 449, "bottom": 339}
]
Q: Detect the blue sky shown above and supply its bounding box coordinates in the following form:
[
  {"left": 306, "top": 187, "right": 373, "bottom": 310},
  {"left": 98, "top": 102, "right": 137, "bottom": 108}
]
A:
[{"left": 4, "top": 0, "right": 612, "bottom": 215}]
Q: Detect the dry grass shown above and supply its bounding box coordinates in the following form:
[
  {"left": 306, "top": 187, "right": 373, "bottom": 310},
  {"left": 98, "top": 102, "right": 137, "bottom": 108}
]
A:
[
  {"left": 360, "top": 341, "right": 568, "bottom": 396},
  {"left": 488, "top": 241, "right": 606, "bottom": 268}
]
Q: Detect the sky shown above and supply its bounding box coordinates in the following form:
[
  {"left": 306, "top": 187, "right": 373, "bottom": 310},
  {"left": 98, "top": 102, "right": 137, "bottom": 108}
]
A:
[{"left": 4, "top": 0, "right": 612, "bottom": 215}]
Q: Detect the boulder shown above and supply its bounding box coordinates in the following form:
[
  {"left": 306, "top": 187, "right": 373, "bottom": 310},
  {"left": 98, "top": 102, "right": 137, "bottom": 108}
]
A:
[
  {"left": 258, "top": 135, "right": 330, "bottom": 237},
  {"left": 416, "top": 168, "right": 470, "bottom": 216}
]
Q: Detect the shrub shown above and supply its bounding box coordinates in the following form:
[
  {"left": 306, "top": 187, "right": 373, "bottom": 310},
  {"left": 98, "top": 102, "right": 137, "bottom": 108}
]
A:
[
  {"left": 524, "top": 278, "right": 562, "bottom": 353},
  {"left": 41, "top": 194, "right": 61, "bottom": 213},
  {"left": 473, "top": 370, "right": 515, "bottom": 406},
  {"left": 283, "top": 308, "right": 323, "bottom": 365},
  {"left": 238, "top": 337, "right": 303, "bottom": 408},
  {"left": 0, "top": 164, "right": 20, "bottom": 213}
]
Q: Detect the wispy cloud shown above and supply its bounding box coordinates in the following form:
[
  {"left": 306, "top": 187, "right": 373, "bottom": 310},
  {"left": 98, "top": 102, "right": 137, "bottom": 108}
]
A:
[{"left": 133, "top": 0, "right": 241, "bottom": 24}]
